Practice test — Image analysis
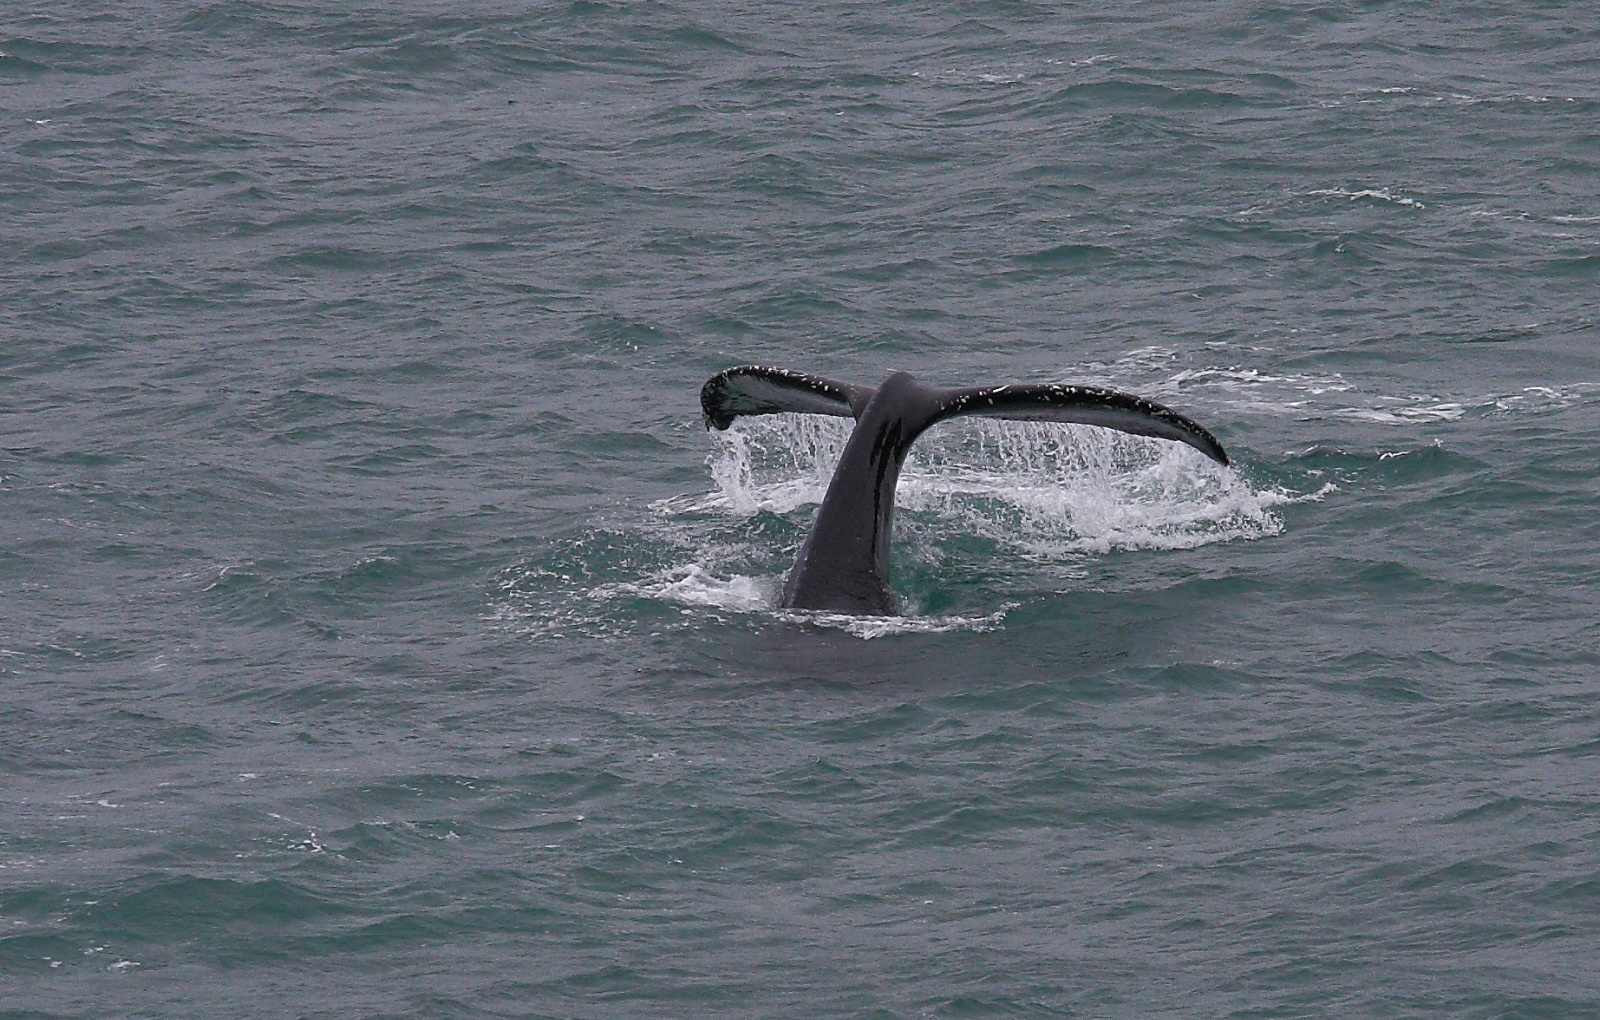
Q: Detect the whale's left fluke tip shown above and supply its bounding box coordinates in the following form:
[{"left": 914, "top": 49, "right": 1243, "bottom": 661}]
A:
[{"left": 700, "top": 366, "right": 873, "bottom": 430}]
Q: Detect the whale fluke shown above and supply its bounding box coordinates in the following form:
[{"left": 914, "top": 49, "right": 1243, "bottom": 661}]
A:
[
  {"left": 700, "top": 367, "right": 1230, "bottom": 615},
  {"left": 932, "top": 383, "right": 1229, "bottom": 466},
  {"left": 701, "top": 366, "right": 873, "bottom": 430}
]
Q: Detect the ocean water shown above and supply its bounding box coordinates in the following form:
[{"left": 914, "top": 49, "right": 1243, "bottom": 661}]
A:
[{"left": 3, "top": 1, "right": 1599, "bottom": 1016}]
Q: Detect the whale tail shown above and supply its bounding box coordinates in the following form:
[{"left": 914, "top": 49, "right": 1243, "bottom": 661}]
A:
[
  {"left": 702, "top": 365, "right": 1228, "bottom": 466},
  {"left": 700, "top": 366, "right": 1229, "bottom": 615}
]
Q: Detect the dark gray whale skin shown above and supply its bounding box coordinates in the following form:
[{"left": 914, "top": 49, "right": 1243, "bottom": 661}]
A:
[{"left": 701, "top": 366, "right": 1230, "bottom": 616}]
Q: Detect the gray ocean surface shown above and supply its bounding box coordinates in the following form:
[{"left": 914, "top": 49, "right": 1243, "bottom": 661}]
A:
[{"left": 4, "top": 2, "right": 1599, "bottom": 1017}]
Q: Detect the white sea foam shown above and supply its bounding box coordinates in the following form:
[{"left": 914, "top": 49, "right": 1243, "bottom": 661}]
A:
[
  {"left": 1337, "top": 402, "right": 1466, "bottom": 424},
  {"left": 1159, "top": 364, "right": 1597, "bottom": 425},
  {"left": 489, "top": 558, "right": 1014, "bottom": 639},
  {"left": 1166, "top": 366, "right": 1354, "bottom": 401},
  {"left": 1308, "top": 187, "right": 1426, "bottom": 209},
  {"left": 1487, "top": 384, "right": 1599, "bottom": 414},
  {"left": 775, "top": 606, "right": 1014, "bottom": 640},
  {"left": 591, "top": 565, "right": 777, "bottom": 612}
]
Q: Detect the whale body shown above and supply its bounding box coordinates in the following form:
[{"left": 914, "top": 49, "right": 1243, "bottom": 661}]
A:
[{"left": 700, "top": 366, "right": 1230, "bottom": 616}]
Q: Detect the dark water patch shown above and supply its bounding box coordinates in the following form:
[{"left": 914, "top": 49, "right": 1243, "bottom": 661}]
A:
[
  {"left": 1006, "top": 164, "right": 1099, "bottom": 194},
  {"left": 811, "top": 702, "right": 939, "bottom": 745},
  {"left": 561, "top": 0, "right": 631, "bottom": 21},
  {"left": 734, "top": 286, "right": 862, "bottom": 324},
  {"left": 250, "top": 389, "right": 379, "bottom": 441},
  {"left": 1527, "top": 878, "right": 1600, "bottom": 914},
  {"left": 310, "top": 550, "right": 467, "bottom": 604},
  {"left": 198, "top": 569, "right": 302, "bottom": 630},
  {"left": 927, "top": 15, "right": 1013, "bottom": 40},
  {"left": 1009, "top": 242, "right": 1115, "bottom": 271},
  {"left": 1399, "top": 858, "right": 1517, "bottom": 892},
  {"left": 1039, "top": 79, "right": 1250, "bottom": 113},
  {"left": 1538, "top": 254, "right": 1600, "bottom": 276},
  {"left": 348, "top": 39, "right": 461, "bottom": 77},
  {"left": 35, "top": 449, "right": 129, "bottom": 470},
  {"left": 0, "top": 935, "right": 86, "bottom": 976},
  {"left": 330, "top": 442, "right": 450, "bottom": 474},
  {"left": 1352, "top": 559, "right": 1433, "bottom": 594},
  {"left": 1321, "top": 671, "right": 1432, "bottom": 705},
  {"left": 669, "top": 24, "right": 746, "bottom": 52},
  {"left": 8, "top": 630, "right": 145, "bottom": 669},
  {"left": 108, "top": 710, "right": 219, "bottom": 751},
  {"left": 1488, "top": 645, "right": 1600, "bottom": 671},
  {"left": 0, "top": 50, "right": 52, "bottom": 80},
  {"left": 501, "top": 767, "right": 634, "bottom": 810},
  {"left": 633, "top": 105, "right": 725, "bottom": 142},
  {"left": 874, "top": 799, "right": 1031, "bottom": 851},
  {"left": 641, "top": 223, "right": 738, "bottom": 256},
  {"left": 1126, "top": 662, "right": 1263, "bottom": 693},
  {"left": 89, "top": 876, "right": 348, "bottom": 938},
  {"left": 1244, "top": 71, "right": 1301, "bottom": 91},
  {"left": 0, "top": 38, "right": 150, "bottom": 76},
  {"left": 835, "top": 256, "right": 938, "bottom": 285},
  {"left": 297, "top": 899, "right": 565, "bottom": 956},
  {"left": 1442, "top": 796, "right": 1534, "bottom": 825},
  {"left": 172, "top": 3, "right": 299, "bottom": 41},
  {"left": 577, "top": 313, "right": 678, "bottom": 350},
  {"left": 1306, "top": 234, "right": 1384, "bottom": 266},
  {"left": 766, "top": 756, "right": 871, "bottom": 799},
  {"left": 325, "top": 819, "right": 473, "bottom": 864},
  {"left": 269, "top": 246, "right": 399, "bottom": 273},
  {"left": 1463, "top": 697, "right": 1561, "bottom": 726},
  {"left": 1490, "top": 997, "right": 1600, "bottom": 1020},
  {"left": 724, "top": 151, "right": 833, "bottom": 201},
  {"left": 1456, "top": 324, "right": 1545, "bottom": 345},
  {"left": 243, "top": 675, "right": 382, "bottom": 713},
  {"left": 472, "top": 39, "right": 589, "bottom": 77},
  {"left": 1184, "top": 217, "right": 1310, "bottom": 247},
  {"left": 468, "top": 149, "right": 595, "bottom": 190}
]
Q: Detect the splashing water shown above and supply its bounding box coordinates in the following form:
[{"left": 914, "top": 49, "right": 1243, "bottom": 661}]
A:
[
  {"left": 504, "top": 414, "right": 1302, "bottom": 638},
  {"left": 683, "top": 413, "right": 1292, "bottom": 557},
  {"left": 697, "top": 413, "right": 853, "bottom": 515}
]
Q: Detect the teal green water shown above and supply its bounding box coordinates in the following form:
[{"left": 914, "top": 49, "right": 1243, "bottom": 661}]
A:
[{"left": 3, "top": 2, "right": 1599, "bottom": 1017}]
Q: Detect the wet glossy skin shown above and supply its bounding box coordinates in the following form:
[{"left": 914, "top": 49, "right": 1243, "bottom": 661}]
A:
[
  {"left": 700, "top": 365, "right": 1229, "bottom": 616},
  {"left": 781, "top": 373, "right": 942, "bottom": 615}
]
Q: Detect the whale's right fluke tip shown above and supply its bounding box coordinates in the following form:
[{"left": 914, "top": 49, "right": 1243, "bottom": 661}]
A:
[{"left": 933, "top": 382, "right": 1229, "bottom": 467}]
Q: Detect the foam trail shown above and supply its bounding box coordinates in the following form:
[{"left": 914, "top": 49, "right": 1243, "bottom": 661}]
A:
[
  {"left": 500, "top": 561, "right": 1010, "bottom": 640},
  {"left": 775, "top": 606, "right": 1014, "bottom": 640},
  {"left": 591, "top": 565, "right": 776, "bottom": 612},
  {"left": 1160, "top": 366, "right": 1599, "bottom": 424}
]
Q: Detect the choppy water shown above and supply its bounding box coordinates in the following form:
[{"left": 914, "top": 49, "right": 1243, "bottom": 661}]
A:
[{"left": 4, "top": 2, "right": 1599, "bottom": 1017}]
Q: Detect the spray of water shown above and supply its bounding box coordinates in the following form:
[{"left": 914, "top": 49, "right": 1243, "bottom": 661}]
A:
[
  {"left": 497, "top": 414, "right": 1303, "bottom": 639},
  {"left": 690, "top": 413, "right": 1290, "bottom": 557}
]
